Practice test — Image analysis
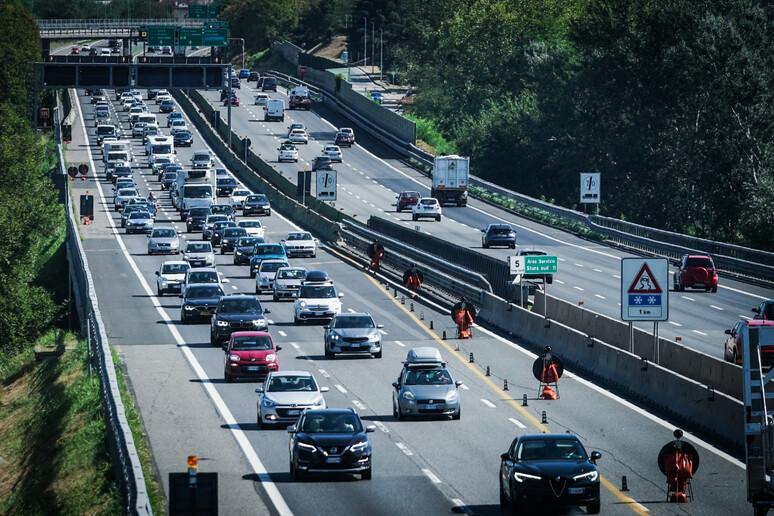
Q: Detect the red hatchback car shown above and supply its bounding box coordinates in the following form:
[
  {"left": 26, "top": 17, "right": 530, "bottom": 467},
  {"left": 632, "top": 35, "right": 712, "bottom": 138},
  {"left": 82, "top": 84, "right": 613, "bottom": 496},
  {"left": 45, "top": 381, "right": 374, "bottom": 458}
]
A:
[
  {"left": 224, "top": 331, "right": 280, "bottom": 382},
  {"left": 674, "top": 254, "right": 718, "bottom": 292},
  {"left": 396, "top": 191, "right": 420, "bottom": 212},
  {"left": 724, "top": 319, "right": 774, "bottom": 365}
]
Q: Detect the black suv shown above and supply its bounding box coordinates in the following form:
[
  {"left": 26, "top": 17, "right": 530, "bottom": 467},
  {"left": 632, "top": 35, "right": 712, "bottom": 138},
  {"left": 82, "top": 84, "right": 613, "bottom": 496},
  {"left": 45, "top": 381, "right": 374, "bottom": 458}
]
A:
[
  {"left": 289, "top": 408, "right": 375, "bottom": 481},
  {"left": 211, "top": 220, "right": 237, "bottom": 246},
  {"left": 233, "top": 236, "right": 264, "bottom": 265},
  {"left": 482, "top": 223, "right": 517, "bottom": 249},
  {"left": 210, "top": 294, "right": 269, "bottom": 346},
  {"left": 262, "top": 77, "right": 277, "bottom": 92},
  {"left": 180, "top": 284, "right": 225, "bottom": 324},
  {"left": 499, "top": 434, "right": 601, "bottom": 514},
  {"left": 217, "top": 177, "right": 239, "bottom": 197},
  {"left": 312, "top": 156, "right": 333, "bottom": 172},
  {"left": 220, "top": 227, "right": 248, "bottom": 254},
  {"left": 243, "top": 194, "right": 271, "bottom": 216},
  {"left": 186, "top": 207, "right": 212, "bottom": 232}
]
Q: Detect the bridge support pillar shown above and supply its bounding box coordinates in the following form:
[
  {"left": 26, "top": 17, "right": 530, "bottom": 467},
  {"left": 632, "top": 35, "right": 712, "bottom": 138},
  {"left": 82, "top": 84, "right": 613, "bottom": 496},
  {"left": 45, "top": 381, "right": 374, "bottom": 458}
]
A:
[{"left": 41, "top": 39, "right": 51, "bottom": 59}]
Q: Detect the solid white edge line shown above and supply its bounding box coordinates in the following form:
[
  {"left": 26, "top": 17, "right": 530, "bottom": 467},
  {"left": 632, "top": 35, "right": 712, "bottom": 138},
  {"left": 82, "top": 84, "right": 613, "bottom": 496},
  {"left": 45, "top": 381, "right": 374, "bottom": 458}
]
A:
[
  {"left": 395, "top": 442, "right": 413, "bottom": 456},
  {"left": 335, "top": 384, "right": 348, "bottom": 393},
  {"left": 75, "top": 92, "right": 295, "bottom": 516}
]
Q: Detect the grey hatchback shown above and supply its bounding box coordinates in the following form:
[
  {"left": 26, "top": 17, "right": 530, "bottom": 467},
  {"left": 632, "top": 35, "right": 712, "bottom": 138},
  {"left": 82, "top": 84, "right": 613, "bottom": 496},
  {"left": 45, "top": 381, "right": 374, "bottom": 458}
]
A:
[
  {"left": 324, "top": 313, "right": 383, "bottom": 359},
  {"left": 392, "top": 347, "right": 462, "bottom": 420}
]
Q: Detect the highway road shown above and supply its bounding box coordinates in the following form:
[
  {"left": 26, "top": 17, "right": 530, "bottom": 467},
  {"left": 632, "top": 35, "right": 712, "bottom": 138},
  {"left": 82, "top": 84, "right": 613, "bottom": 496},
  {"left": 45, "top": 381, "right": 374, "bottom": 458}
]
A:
[
  {"left": 196, "top": 84, "right": 774, "bottom": 361},
  {"left": 65, "top": 88, "right": 750, "bottom": 514}
]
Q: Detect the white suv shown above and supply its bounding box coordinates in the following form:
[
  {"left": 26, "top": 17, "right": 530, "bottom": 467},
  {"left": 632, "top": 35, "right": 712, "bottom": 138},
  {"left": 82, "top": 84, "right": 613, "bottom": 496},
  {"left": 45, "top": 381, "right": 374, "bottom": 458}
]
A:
[
  {"left": 412, "top": 197, "right": 442, "bottom": 222},
  {"left": 293, "top": 282, "right": 343, "bottom": 324}
]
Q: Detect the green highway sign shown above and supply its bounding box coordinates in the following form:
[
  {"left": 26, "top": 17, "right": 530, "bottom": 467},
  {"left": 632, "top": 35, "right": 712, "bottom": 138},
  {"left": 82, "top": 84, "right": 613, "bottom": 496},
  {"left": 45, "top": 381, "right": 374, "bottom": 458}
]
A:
[
  {"left": 146, "top": 26, "right": 175, "bottom": 46},
  {"left": 189, "top": 4, "right": 219, "bottom": 18},
  {"left": 202, "top": 26, "right": 229, "bottom": 46},
  {"left": 525, "top": 255, "right": 558, "bottom": 274},
  {"left": 178, "top": 27, "right": 203, "bottom": 46}
]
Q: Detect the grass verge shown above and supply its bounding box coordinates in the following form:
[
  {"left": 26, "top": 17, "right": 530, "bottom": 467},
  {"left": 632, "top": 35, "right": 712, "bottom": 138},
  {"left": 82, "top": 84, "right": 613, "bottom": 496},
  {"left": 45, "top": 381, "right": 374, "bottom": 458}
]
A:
[
  {"left": 0, "top": 331, "right": 121, "bottom": 515},
  {"left": 111, "top": 348, "right": 165, "bottom": 515},
  {"left": 404, "top": 113, "right": 458, "bottom": 155}
]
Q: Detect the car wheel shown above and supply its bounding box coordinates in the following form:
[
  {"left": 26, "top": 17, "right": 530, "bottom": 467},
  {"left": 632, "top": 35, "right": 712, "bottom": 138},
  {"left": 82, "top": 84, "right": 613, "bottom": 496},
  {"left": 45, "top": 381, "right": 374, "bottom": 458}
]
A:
[
  {"left": 712, "top": 286, "right": 718, "bottom": 293},
  {"left": 499, "top": 477, "right": 509, "bottom": 507},
  {"left": 250, "top": 271, "right": 256, "bottom": 278},
  {"left": 273, "top": 294, "right": 279, "bottom": 302},
  {"left": 392, "top": 401, "right": 398, "bottom": 419},
  {"left": 291, "top": 460, "right": 304, "bottom": 481},
  {"left": 412, "top": 215, "right": 417, "bottom": 221},
  {"left": 732, "top": 349, "right": 738, "bottom": 364},
  {"left": 361, "top": 467, "right": 372, "bottom": 480},
  {"left": 294, "top": 315, "right": 300, "bottom": 325},
  {"left": 148, "top": 249, "right": 153, "bottom": 255},
  {"left": 157, "top": 287, "right": 163, "bottom": 297},
  {"left": 225, "top": 374, "right": 233, "bottom": 383},
  {"left": 373, "top": 350, "right": 382, "bottom": 359},
  {"left": 180, "top": 313, "right": 188, "bottom": 324},
  {"left": 221, "top": 247, "right": 225, "bottom": 254},
  {"left": 325, "top": 347, "right": 334, "bottom": 360},
  {"left": 482, "top": 242, "right": 488, "bottom": 248},
  {"left": 510, "top": 244, "right": 516, "bottom": 249},
  {"left": 452, "top": 408, "right": 461, "bottom": 420},
  {"left": 436, "top": 215, "right": 442, "bottom": 221},
  {"left": 586, "top": 501, "right": 601, "bottom": 514},
  {"left": 395, "top": 405, "right": 404, "bottom": 421}
]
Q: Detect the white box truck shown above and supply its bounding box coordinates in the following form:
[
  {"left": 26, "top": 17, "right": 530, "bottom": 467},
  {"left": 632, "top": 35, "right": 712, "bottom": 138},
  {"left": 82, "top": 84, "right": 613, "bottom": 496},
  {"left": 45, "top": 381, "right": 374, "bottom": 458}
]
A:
[
  {"left": 177, "top": 168, "right": 216, "bottom": 220},
  {"left": 431, "top": 155, "right": 469, "bottom": 207},
  {"left": 102, "top": 140, "right": 131, "bottom": 163}
]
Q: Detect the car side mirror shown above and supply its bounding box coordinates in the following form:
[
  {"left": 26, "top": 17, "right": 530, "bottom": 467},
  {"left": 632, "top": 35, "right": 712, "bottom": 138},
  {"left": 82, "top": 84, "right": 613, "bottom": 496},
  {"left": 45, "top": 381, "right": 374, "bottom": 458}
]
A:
[
  {"left": 590, "top": 451, "right": 602, "bottom": 463},
  {"left": 275, "top": 346, "right": 282, "bottom": 351},
  {"left": 338, "top": 293, "right": 344, "bottom": 298},
  {"left": 263, "top": 308, "right": 271, "bottom": 314},
  {"left": 392, "top": 382, "right": 399, "bottom": 389},
  {"left": 376, "top": 324, "right": 384, "bottom": 329},
  {"left": 365, "top": 425, "right": 376, "bottom": 433},
  {"left": 455, "top": 381, "right": 463, "bottom": 388},
  {"left": 320, "top": 387, "right": 329, "bottom": 393},
  {"left": 725, "top": 329, "right": 732, "bottom": 335},
  {"left": 753, "top": 308, "right": 761, "bottom": 314},
  {"left": 287, "top": 425, "right": 297, "bottom": 434},
  {"left": 155, "top": 271, "right": 159, "bottom": 276},
  {"left": 255, "top": 386, "right": 264, "bottom": 393},
  {"left": 500, "top": 452, "right": 510, "bottom": 461}
]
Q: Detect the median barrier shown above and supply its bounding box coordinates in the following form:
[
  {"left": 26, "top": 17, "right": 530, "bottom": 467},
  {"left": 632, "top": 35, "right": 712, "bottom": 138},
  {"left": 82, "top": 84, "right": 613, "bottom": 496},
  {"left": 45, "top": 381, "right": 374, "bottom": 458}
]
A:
[
  {"left": 479, "top": 292, "right": 743, "bottom": 454},
  {"left": 533, "top": 291, "right": 742, "bottom": 399}
]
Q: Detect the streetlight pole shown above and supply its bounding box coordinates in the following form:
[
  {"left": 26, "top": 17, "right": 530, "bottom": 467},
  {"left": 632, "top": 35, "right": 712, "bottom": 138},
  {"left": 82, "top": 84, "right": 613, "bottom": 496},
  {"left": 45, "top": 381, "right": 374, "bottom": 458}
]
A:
[
  {"left": 380, "top": 28, "right": 383, "bottom": 82},
  {"left": 229, "top": 37, "right": 245, "bottom": 70},
  {"left": 363, "top": 17, "right": 367, "bottom": 69},
  {"left": 371, "top": 21, "right": 375, "bottom": 75}
]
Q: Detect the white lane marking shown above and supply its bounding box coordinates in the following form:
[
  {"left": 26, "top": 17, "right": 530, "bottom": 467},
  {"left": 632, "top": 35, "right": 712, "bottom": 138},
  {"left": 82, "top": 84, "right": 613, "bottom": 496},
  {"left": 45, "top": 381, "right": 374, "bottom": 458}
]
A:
[
  {"left": 278, "top": 330, "right": 287, "bottom": 337},
  {"left": 73, "top": 94, "right": 294, "bottom": 516},
  {"left": 573, "top": 286, "right": 584, "bottom": 291},
  {"left": 740, "top": 315, "right": 752, "bottom": 320},
  {"left": 335, "top": 384, "right": 348, "bottom": 393},
  {"left": 352, "top": 399, "right": 367, "bottom": 410},
  {"left": 668, "top": 321, "right": 683, "bottom": 327},
  {"left": 422, "top": 469, "right": 442, "bottom": 484},
  {"left": 558, "top": 257, "right": 566, "bottom": 262},
  {"left": 681, "top": 296, "right": 695, "bottom": 302},
  {"left": 509, "top": 417, "right": 527, "bottom": 429},
  {"left": 394, "top": 340, "right": 406, "bottom": 347},
  {"left": 347, "top": 308, "right": 356, "bottom": 313},
  {"left": 460, "top": 384, "right": 469, "bottom": 390},
  {"left": 692, "top": 330, "right": 708, "bottom": 336},
  {"left": 710, "top": 305, "right": 724, "bottom": 311},
  {"left": 451, "top": 499, "right": 470, "bottom": 514},
  {"left": 373, "top": 421, "right": 389, "bottom": 433},
  {"left": 593, "top": 268, "right": 603, "bottom": 273},
  {"left": 231, "top": 285, "right": 238, "bottom": 290},
  {"left": 554, "top": 279, "right": 565, "bottom": 284},
  {"left": 480, "top": 398, "right": 496, "bottom": 408},
  {"left": 395, "top": 442, "right": 413, "bottom": 456},
  {"left": 613, "top": 274, "right": 621, "bottom": 279},
  {"left": 575, "top": 263, "right": 585, "bottom": 268},
  {"left": 291, "top": 342, "right": 300, "bottom": 350},
  {"left": 378, "top": 329, "right": 388, "bottom": 335},
  {"left": 221, "top": 278, "right": 230, "bottom": 283},
  {"left": 267, "top": 319, "right": 275, "bottom": 325},
  {"left": 317, "top": 368, "right": 330, "bottom": 378},
  {"left": 594, "top": 294, "right": 606, "bottom": 300}
]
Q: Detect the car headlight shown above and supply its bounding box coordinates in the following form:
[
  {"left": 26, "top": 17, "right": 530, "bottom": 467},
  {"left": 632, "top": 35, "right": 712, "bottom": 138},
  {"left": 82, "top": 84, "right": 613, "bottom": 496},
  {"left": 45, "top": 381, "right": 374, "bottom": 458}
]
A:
[
  {"left": 573, "top": 471, "right": 598, "bottom": 482},
  {"left": 514, "top": 472, "right": 542, "bottom": 483},
  {"left": 184, "top": 305, "right": 195, "bottom": 311},
  {"left": 349, "top": 440, "right": 368, "bottom": 453},
  {"left": 368, "top": 333, "right": 380, "bottom": 342},
  {"left": 265, "top": 353, "right": 276, "bottom": 362},
  {"left": 252, "top": 319, "right": 266, "bottom": 327},
  {"left": 297, "top": 442, "right": 317, "bottom": 453},
  {"left": 299, "top": 301, "right": 307, "bottom": 308},
  {"left": 402, "top": 391, "right": 415, "bottom": 400},
  {"left": 228, "top": 354, "right": 241, "bottom": 362},
  {"left": 330, "top": 333, "right": 340, "bottom": 341},
  {"left": 261, "top": 397, "right": 276, "bottom": 407},
  {"left": 160, "top": 281, "right": 168, "bottom": 287},
  {"left": 183, "top": 254, "right": 191, "bottom": 260},
  {"left": 216, "top": 320, "right": 229, "bottom": 327},
  {"left": 313, "top": 397, "right": 325, "bottom": 406}
]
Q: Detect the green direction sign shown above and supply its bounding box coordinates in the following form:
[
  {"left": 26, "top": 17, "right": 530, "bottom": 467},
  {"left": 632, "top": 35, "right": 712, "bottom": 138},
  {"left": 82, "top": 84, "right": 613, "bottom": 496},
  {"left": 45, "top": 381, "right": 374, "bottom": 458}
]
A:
[
  {"left": 188, "top": 5, "right": 207, "bottom": 18},
  {"left": 202, "top": 26, "right": 229, "bottom": 46},
  {"left": 178, "top": 27, "right": 203, "bottom": 46},
  {"left": 525, "top": 255, "right": 558, "bottom": 275},
  {"left": 146, "top": 26, "right": 175, "bottom": 46}
]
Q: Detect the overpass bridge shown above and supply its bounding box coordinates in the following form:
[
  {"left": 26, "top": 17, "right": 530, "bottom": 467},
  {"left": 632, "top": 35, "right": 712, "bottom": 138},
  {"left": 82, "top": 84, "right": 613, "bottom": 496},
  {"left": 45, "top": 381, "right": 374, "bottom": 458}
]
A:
[{"left": 36, "top": 18, "right": 213, "bottom": 39}]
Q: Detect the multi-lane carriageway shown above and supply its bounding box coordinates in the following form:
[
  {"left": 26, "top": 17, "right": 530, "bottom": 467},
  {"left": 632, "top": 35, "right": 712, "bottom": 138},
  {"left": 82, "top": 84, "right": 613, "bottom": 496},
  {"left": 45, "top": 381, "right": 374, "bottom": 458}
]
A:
[
  {"left": 68, "top": 88, "right": 749, "bottom": 515},
  {"left": 198, "top": 84, "right": 774, "bottom": 362}
]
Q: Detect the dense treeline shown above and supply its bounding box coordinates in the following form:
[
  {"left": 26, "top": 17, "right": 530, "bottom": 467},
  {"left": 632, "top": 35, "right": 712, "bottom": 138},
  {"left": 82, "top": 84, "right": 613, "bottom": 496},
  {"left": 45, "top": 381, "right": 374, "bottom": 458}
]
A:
[
  {"left": 223, "top": 0, "right": 774, "bottom": 249},
  {"left": 21, "top": 0, "right": 175, "bottom": 19},
  {"left": 0, "top": 2, "right": 62, "bottom": 355}
]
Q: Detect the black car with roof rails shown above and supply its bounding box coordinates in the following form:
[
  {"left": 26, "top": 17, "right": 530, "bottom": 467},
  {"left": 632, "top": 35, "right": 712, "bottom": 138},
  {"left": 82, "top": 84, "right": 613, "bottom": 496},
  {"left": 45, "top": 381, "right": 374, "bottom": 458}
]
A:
[
  {"left": 211, "top": 220, "right": 238, "bottom": 246},
  {"left": 180, "top": 284, "right": 225, "bottom": 324},
  {"left": 500, "top": 433, "right": 601, "bottom": 514},
  {"left": 220, "top": 227, "right": 248, "bottom": 254},
  {"left": 110, "top": 164, "right": 133, "bottom": 184},
  {"left": 186, "top": 207, "right": 212, "bottom": 232},
  {"left": 288, "top": 408, "right": 375, "bottom": 481},
  {"left": 217, "top": 177, "right": 239, "bottom": 197},
  {"left": 161, "top": 171, "right": 179, "bottom": 191},
  {"left": 262, "top": 77, "right": 277, "bottom": 92},
  {"left": 233, "top": 236, "right": 265, "bottom": 265},
  {"left": 243, "top": 194, "right": 271, "bottom": 216},
  {"left": 209, "top": 294, "right": 270, "bottom": 346}
]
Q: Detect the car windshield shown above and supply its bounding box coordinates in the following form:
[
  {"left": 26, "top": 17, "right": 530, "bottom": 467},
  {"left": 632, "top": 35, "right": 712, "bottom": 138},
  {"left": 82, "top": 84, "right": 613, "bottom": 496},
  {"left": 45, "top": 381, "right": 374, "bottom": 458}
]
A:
[
  {"left": 188, "top": 271, "right": 217, "bottom": 283},
  {"left": 489, "top": 227, "right": 513, "bottom": 234},
  {"left": 232, "top": 335, "right": 272, "bottom": 351},
  {"left": 176, "top": 131, "right": 192, "bottom": 138},
  {"left": 129, "top": 211, "right": 149, "bottom": 219},
  {"left": 193, "top": 152, "right": 210, "bottom": 160},
  {"left": 207, "top": 215, "right": 227, "bottom": 224},
  {"left": 189, "top": 208, "right": 210, "bottom": 216},
  {"left": 266, "top": 375, "right": 317, "bottom": 392},
  {"left": 163, "top": 172, "right": 178, "bottom": 180},
  {"left": 218, "top": 178, "right": 237, "bottom": 186},
  {"left": 299, "top": 285, "right": 335, "bottom": 298},
  {"left": 224, "top": 228, "right": 246, "bottom": 237},
  {"left": 405, "top": 368, "right": 453, "bottom": 385},
  {"left": 97, "top": 126, "right": 115, "bottom": 135},
  {"left": 299, "top": 413, "right": 363, "bottom": 434},
  {"left": 186, "top": 286, "right": 223, "bottom": 299},
  {"left": 152, "top": 144, "right": 172, "bottom": 154},
  {"left": 239, "top": 221, "right": 261, "bottom": 228},
  {"left": 420, "top": 199, "right": 436, "bottom": 205},
  {"left": 219, "top": 298, "right": 262, "bottom": 314},
  {"left": 119, "top": 189, "right": 138, "bottom": 196},
  {"left": 238, "top": 237, "right": 262, "bottom": 247},
  {"left": 233, "top": 190, "right": 250, "bottom": 196},
  {"left": 152, "top": 229, "right": 176, "bottom": 238},
  {"left": 401, "top": 192, "right": 420, "bottom": 199},
  {"left": 260, "top": 262, "right": 288, "bottom": 273},
  {"left": 685, "top": 257, "right": 714, "bottom": 268},
  {"left": 516, "top": 439, "right": 588, "bottom": 461},
  {"left": 187, "top": 243, "right": 211, "bottom": 252},
  {"left": 247, "top": 195, "right": 267, "bottom": 202},
  {"left": 333, "top": 316, "right": 374, "bottom": 329},
  {"left": 183, "top": 185, "right": 212, "bottom": 198},
  {"left": 277, "top": 269, "right": 305, "bottom": 279},
  {"left": 287, "top": 233, "right": 311, "bottom": 241},
  {"left": 256, "top": 245, "right": 284, "bottom": 255},
  {"left": 162, "top": 263, "right": 188, "bottom": 274},
  {"left": 212, "top": 205, "right": 233, "bottom": 214}
]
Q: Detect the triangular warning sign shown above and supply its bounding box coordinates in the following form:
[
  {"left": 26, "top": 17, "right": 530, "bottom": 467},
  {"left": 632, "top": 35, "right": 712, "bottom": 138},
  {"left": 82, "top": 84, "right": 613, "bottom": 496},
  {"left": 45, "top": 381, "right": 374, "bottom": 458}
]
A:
[{"left": 627, "top": 263, "right": 662, "bottom": 294}]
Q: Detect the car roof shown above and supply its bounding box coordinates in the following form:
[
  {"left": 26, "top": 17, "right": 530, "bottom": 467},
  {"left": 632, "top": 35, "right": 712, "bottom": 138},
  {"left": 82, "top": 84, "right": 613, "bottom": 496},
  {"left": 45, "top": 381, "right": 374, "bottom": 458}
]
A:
[
  {"left": 221, "top": 294, "right": 259, "bottom": 300},
  {"left": 230, "top": 331, "right": 271, "bottom": 338},
  {"left": 303, "top": 408, "right": 357, "bottom": 416},
  {"left": 685, "top": 254, "right": 712, "bottom": 259},
  {"left": 260, "top": 259, "right": 289, "bottom": 265},
  {"left": 186, "top": 240, "right": 212, "bottom": 246},
  {"left": 405, "top": 347, "right": 444, "bottom": 365},
  {"left": 518, "top": 433, "right": 581, "bottom": 441},
  {"left": 268, "top": 370, "right": 313, "bottom": 378},
  {"left": 161, "top": 260, "right": 188, "bottom": 266},
  {"left": 187, "top": 267, "right": 217, "bottom": 273},
  {"left": 488, "top": 223, "right": 512, "bottom": 229}
]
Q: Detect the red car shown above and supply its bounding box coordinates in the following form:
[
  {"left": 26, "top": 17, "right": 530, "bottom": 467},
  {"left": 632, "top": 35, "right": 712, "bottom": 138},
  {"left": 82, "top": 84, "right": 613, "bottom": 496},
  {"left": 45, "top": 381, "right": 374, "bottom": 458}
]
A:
[
  {"left": 724, "top": 319, "right": 774, "bottom": 365},
  {"left": 70, "top": 47, "right": 80, "bottom": 55},
  {"left": 673, "top": 254, "right": 718, "bottom": 292},
  {"left": 335, "top": 127, "right": 355, "bottom": 147},
  {"left": 223, "top": 95, "right": 240, "bottom": 107},
  {"left": 396, "top": 190, "right": 420, "bottom": 212},
  {"left": 223, "top": 331, "right": 280, "bottom": 382}
]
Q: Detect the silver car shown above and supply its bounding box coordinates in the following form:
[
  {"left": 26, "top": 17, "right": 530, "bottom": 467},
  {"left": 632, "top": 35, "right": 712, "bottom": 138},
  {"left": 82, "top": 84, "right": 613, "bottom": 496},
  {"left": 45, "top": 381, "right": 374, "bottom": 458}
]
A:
[
  {"left": 147, "top": 227, "right": 180, "bottom": 254},
  {"left": 190, "top": 149, "right": 213, "bottom": 168},
  {"left": 392, "top": 347, "right": 462, "bottom": 420},
  {"left": 125, "top": 210, "right": 154, "bottom": 234},
  {"left": 114, "top": 188, "right": 140, "bottom": 211},
  {"left": 324, "top": 313, "right": 383, "bottom": 359},
  {"left": 182, "top": 241, "right": 215, "bottom": 268},
  {"left": 256, "top": 371, "right": 329, "bottom": 428},
  {"left": 256, "top": 259, "right": 289, "bottom": 294},
  {"left": 155, "top": 260, "right": 190, "bottom": 296},
  {"left": 273, "top": 267, "right": 307, "bottom": 301}
]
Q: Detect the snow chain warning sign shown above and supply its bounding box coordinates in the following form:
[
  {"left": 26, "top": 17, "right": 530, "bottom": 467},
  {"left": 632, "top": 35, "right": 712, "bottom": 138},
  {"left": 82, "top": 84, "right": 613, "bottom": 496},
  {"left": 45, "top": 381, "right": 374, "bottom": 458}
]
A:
[{"left": 621, "top": 258, "right": 669, "bottom": 321}]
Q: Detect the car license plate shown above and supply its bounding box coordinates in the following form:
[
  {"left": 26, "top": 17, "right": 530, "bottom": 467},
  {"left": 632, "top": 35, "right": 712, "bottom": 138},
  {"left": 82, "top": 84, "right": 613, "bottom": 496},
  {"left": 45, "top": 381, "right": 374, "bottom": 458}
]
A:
[
  {"left": 568, "top": 487, "right": 585, "bottom": 495},
  {"left": 326, "top": 457, "right": 342, "bottom": 464},
  {"left": 246, "top": 366, "right": 259, "bottom": 372},
  {"left": 314, "top": 312, "right": 324, "bottom": 316},
  {"left": 426, "top": 404, "right": 436, "bottom": 409},
  {"left": 286, "top": 409, "right": 300, "bottom": 416},
  {"left": 200, "top": 310, "right": 211, "bottom": 316}
]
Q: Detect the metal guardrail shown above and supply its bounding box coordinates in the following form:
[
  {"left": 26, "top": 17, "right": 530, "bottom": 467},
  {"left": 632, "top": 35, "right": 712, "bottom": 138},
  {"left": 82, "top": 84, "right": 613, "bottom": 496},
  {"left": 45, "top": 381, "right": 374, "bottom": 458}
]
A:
[
  {"left": 56, "top": 95, "right": 152, "bottom": 516},
  {"left": 37, "top": 18, "right": 212, "bottom": 37}
]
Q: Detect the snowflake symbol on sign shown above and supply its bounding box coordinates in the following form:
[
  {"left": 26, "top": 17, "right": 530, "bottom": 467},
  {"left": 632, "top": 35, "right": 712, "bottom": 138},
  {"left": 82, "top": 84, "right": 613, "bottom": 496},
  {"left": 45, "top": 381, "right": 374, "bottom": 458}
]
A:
[
  {"left": 647, "top": 296, "right": 657, "bottom": 305},
  {"left": 633, "top": 296, "right": 643, "bottom": 305}
]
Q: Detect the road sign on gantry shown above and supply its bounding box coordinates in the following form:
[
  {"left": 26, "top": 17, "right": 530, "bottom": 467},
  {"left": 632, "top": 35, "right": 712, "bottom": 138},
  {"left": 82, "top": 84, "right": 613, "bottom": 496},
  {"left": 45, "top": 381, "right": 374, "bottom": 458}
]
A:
[{"left": 621, "top": 258, "right": 669, "bottom": 321}]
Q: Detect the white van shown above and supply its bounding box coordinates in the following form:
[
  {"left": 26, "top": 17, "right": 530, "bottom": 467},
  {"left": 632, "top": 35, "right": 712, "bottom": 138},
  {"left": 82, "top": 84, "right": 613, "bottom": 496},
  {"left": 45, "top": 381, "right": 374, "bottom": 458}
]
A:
[
  {"left": 264, "top": 98, "right": 285, "bottom": 122},
  {"left": 146, "top": 135, "right": 174, "bottom": 164},
  {"left": 102, "top": 140, "right": 131, "bottom": 163}
]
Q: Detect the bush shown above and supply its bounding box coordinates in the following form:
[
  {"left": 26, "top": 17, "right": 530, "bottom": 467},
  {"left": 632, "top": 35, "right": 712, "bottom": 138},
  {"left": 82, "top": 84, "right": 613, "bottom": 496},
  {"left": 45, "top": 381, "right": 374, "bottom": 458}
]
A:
[{"left": 404, "top": 113, "right": 458, "bottom": 155}]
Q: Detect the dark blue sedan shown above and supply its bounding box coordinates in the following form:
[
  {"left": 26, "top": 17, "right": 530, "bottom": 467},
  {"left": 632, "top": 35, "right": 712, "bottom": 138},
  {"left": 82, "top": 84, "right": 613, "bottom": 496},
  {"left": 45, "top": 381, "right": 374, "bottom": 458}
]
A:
[{"left": 482, "top": 223, "right": 516, "bottom": 248}]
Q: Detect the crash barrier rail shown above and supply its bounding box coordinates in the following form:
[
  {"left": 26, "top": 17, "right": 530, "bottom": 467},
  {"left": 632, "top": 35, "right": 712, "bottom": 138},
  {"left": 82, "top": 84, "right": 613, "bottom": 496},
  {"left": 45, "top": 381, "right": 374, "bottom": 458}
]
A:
[
  {"left": 478, "top": 291, "right": 744, "bottom": 455},
  {"left": 57, "top": 93, "right": 152, "bottom": 516},
  {"left": 533, "top": 292, "right": 742, "bottom": 400},
  {"left": 339, "top": 220, "right": 491, "bottom": 302}
]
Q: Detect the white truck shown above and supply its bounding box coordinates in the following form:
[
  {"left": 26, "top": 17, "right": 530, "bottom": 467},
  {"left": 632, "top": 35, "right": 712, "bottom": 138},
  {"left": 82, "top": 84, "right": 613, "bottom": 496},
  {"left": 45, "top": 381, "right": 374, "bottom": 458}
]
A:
[
  {"left": 288, "top": 86, "right": 312, "bottom": 110},
  {"left": 146, "top": 135, "right": 174, "bottom": 165},
  {"left": 102, "top": 140, "right": 131, "bottom": 163},
  {"left": 264, "top": 98, "right": 285, "bottom": 122},
  {"left": 431, "top": 155, "right": 470, "bottom": 207},
  {"left": 177, "top": 168, "right": 216, "bottom": 220}
]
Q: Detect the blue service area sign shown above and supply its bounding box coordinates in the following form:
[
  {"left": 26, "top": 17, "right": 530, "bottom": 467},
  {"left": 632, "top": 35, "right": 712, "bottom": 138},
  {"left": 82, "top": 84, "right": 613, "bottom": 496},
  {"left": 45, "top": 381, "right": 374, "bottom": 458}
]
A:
[{"left": 621, "top": 258, "right": 669, "bottom": 321}]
